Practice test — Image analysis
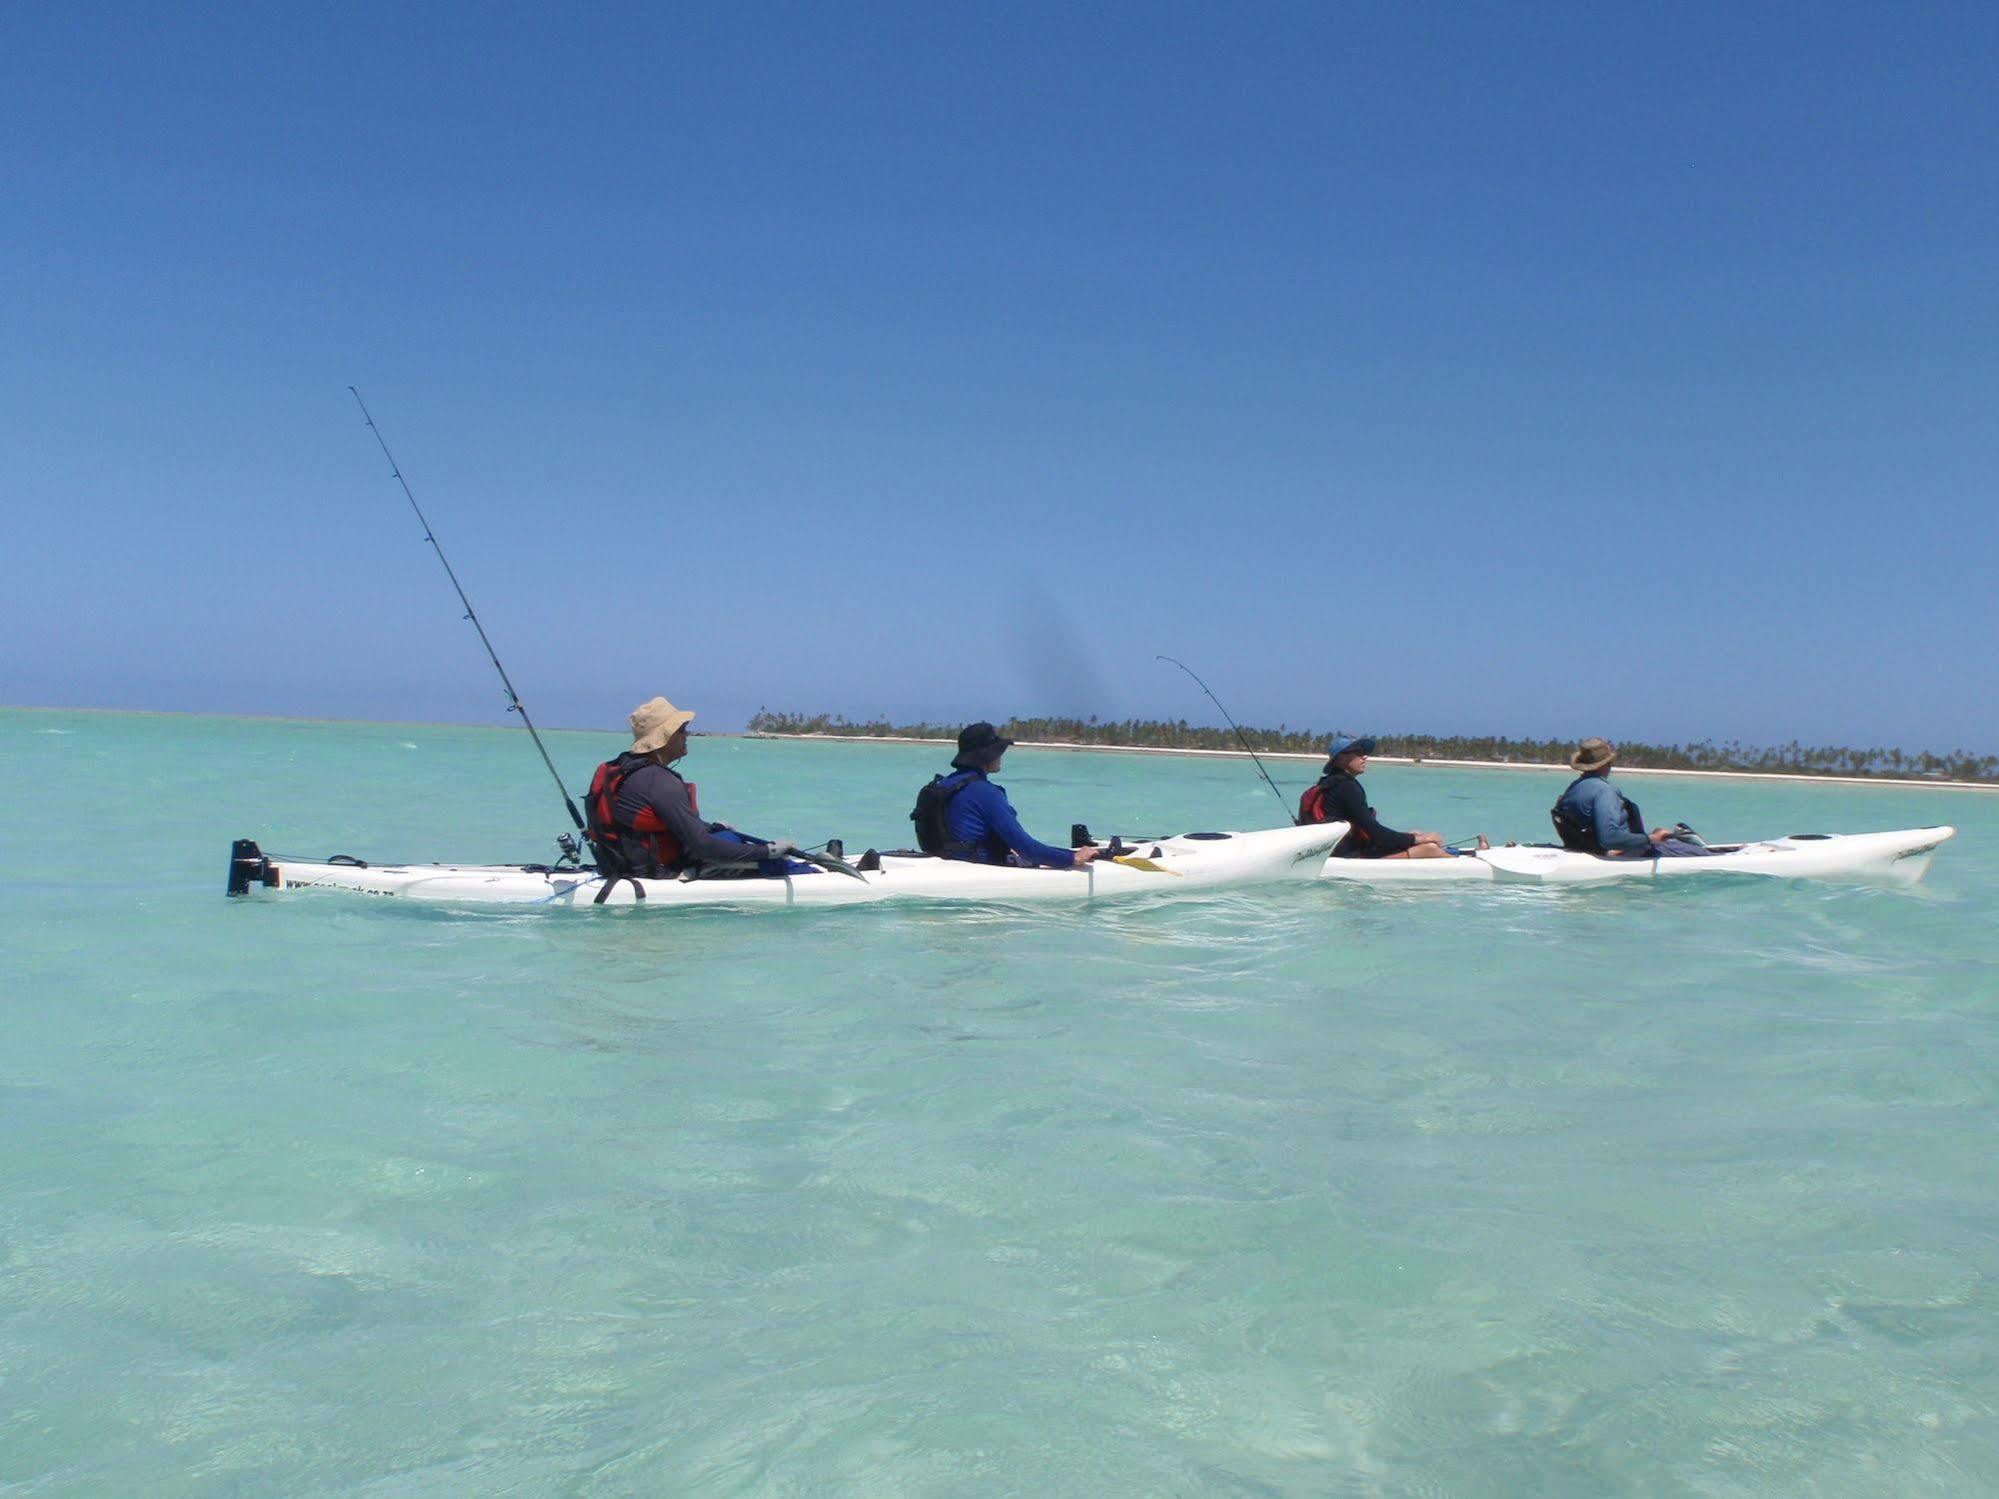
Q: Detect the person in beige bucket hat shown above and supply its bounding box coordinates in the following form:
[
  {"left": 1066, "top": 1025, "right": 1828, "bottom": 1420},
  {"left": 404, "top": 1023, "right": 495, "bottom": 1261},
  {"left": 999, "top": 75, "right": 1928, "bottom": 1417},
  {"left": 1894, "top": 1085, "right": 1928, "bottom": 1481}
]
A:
[
  {"left": 627, "top": 696, "right": 696, "bottom": 756},
  {"left": 581, "top": 696, "right": 801, "bottom": 879},
  {"left": 1552, "top": 737, "right": 1711, "bottom": 858}
]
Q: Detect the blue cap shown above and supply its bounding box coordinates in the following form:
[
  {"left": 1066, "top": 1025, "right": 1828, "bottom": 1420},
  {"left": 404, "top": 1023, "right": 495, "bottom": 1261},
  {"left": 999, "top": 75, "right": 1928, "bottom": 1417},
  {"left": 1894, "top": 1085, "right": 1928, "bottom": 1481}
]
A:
[{"left": 1326, "top": 734, "right": 1377, "bottom": 759}]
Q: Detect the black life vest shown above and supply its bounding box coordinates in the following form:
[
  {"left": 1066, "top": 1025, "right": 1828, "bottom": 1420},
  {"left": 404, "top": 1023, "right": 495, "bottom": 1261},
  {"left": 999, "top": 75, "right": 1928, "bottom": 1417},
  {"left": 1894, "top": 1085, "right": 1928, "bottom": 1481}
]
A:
[
  {"left": 910, "top": 769, "right": 1014, "bottom": 862},
  {"left": 586, "top": 755, "right": 699, "bottom": 876},
  {"left": 1551, "top": 781, "right": 1643, "bottom": 853}
]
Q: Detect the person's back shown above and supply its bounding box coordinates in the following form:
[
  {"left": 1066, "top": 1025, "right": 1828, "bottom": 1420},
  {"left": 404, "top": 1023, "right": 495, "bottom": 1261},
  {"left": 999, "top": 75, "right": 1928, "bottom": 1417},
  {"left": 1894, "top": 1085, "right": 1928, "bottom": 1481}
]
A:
[
  {"left": 912, "top": 766, "right": 1014, "bottom": 862},
  {"left": 1553, "top": 771, "right": 1650, "bottom": 855},
  {"left": 587, "top": 696, "right": 799, "bottom": 878},
  {"left": 1554, "top": 738, "right": 1710, "bottom": 857},
  {"left": 910, "top": 723, "right": 1097, "bottom": 869}
]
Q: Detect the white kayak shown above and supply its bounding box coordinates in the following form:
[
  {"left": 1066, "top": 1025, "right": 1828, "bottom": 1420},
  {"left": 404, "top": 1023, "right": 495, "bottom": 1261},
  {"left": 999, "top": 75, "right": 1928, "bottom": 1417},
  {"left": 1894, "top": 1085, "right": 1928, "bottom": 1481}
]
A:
[
  {"left": 1320, "top": 826, "right": 1955, "bottom": 886},
  {"left": 227, "top": 823, "right": 1349, "bottom": 909}
]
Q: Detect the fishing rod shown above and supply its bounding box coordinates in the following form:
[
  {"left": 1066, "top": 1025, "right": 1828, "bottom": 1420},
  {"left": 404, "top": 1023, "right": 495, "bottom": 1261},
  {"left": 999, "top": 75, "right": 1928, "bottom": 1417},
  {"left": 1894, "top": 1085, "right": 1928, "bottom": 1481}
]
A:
[
  {"left": 1155, "top": 655, "right": 1298, "bottom": 825},
  {"left": 348, "top": 386, "right": 586, "bottom": 837}
]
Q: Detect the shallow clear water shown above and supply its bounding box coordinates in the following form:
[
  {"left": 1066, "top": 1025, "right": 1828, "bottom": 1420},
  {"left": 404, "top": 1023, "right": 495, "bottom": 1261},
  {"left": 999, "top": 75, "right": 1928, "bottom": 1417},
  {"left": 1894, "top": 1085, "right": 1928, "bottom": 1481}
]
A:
[{"left": 3, "top": 708, "right": 1995, "bottom": 1495}]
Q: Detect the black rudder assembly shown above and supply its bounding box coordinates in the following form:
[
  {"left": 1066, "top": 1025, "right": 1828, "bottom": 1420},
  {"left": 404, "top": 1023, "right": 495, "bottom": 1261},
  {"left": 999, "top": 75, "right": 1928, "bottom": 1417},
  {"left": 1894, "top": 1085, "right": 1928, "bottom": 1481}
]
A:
[{"left": 227, "top": 838, "right": 278, "bottom": 897}]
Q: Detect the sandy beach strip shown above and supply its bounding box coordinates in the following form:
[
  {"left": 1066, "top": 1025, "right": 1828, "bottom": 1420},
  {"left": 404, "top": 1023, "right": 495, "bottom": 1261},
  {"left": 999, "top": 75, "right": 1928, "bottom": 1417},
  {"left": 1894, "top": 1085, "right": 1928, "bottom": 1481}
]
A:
[{"left": 745, "top": 732, "right": 1999, "bottom": 793}]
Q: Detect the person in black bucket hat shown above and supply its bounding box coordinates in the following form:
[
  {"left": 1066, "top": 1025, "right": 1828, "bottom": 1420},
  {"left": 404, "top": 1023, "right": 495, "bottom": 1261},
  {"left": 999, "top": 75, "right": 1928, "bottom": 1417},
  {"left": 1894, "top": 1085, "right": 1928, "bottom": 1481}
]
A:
[
  {"left": 951, "top": 721, "right": 1014, "bottom": 769},
  {"left": 908, "top": 722, "right": 1101, "bottom": 868}
]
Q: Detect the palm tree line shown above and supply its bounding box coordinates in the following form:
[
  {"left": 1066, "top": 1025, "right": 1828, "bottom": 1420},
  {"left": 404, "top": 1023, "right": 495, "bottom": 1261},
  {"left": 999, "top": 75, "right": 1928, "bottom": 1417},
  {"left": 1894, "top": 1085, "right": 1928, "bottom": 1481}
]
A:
[{"left": 745, "top": 711, "right": 1999, "bottom": 784}]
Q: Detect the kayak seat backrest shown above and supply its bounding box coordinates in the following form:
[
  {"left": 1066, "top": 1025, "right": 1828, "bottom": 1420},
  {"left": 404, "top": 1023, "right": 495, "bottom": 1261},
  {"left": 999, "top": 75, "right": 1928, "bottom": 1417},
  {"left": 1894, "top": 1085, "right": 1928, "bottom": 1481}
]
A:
[{"left": 1550, "top": 806, "right": 1596, "bottom": 852}]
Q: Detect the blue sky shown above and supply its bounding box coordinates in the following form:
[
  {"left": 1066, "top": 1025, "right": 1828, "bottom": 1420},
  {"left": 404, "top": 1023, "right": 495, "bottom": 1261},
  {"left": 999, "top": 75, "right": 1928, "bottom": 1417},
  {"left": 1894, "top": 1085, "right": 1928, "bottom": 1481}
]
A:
[{"left": 5, "top": 2, "right": 1995, "bottom": 752}]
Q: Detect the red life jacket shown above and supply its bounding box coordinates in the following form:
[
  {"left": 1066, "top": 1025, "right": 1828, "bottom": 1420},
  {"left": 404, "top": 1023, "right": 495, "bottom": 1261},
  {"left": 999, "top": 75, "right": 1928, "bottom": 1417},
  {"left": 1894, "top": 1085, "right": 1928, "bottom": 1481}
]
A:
[
  {"left": 586, "top": 757, "right": 698, "bottom": 874},
  {"left": 1298, "top": 782, "right": 1331, "bottom": 825}
]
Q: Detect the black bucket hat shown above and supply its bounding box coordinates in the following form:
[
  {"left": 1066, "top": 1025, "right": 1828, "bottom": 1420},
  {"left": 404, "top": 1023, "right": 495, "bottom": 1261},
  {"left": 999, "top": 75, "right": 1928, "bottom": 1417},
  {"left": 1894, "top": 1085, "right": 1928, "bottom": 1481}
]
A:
[{"left": 952, "top": 721, "right": 1015, "bottom": 769}]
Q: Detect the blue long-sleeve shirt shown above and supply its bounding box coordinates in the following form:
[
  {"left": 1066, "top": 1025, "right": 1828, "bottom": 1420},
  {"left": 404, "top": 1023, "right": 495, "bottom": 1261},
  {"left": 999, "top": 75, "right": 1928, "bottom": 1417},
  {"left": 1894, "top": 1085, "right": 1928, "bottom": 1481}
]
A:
[
  {"left": 1556, "top": 773, "right": 1653, "bottom": 854},
  {"left": 943, "top": 770, "right": 1077, "bottom": 868}
]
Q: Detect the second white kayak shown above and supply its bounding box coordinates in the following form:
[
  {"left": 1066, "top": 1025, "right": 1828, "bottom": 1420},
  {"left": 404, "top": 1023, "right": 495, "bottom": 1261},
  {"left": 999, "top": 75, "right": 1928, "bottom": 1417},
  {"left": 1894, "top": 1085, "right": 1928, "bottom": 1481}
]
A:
[{"left": 1319, "top": 826, "right": 1955, "bottom": 886}]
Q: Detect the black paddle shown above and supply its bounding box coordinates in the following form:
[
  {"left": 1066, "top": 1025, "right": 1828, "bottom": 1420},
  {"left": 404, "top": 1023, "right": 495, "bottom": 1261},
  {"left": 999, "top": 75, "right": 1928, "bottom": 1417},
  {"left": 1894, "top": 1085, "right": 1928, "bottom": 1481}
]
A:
[{"left": 793, "top": 847, "right": 868, "bottom": 881}]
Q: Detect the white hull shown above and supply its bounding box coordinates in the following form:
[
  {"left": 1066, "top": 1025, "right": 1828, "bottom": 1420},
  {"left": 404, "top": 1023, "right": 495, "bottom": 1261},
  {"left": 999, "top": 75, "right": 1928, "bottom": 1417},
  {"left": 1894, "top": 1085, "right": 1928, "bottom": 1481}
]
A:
[
  {"left": 235, "top": 824, "right": 1348, "bottom": 909},
  {"left": 1320, "top": 827, "right": 1955, "bottom": 887}
]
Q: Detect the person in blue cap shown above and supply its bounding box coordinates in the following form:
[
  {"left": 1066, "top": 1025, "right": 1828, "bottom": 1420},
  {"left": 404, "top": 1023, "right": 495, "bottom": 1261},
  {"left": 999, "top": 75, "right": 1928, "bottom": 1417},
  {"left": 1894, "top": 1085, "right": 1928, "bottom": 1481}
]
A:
[
  {"left": 910, "top": 722, "right": 1101, "bottom": 868},
  {"left": 1299, "top": 734, "right": 1468, "bottom": 859}
]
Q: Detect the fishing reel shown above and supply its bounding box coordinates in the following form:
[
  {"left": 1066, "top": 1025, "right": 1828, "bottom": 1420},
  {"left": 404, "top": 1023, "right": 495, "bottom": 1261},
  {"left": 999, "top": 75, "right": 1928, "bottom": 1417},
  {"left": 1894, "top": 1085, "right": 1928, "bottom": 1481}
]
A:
[{"left": 554, "top": 832, "right": 583, "bottom": 868}]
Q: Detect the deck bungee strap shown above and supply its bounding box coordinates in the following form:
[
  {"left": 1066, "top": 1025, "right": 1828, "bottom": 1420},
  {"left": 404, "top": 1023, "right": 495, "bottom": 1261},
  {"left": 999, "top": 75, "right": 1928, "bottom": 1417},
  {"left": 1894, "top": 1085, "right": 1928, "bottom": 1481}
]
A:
[{"left": 593, "top": 873, "right": 647, "bottom": 904}]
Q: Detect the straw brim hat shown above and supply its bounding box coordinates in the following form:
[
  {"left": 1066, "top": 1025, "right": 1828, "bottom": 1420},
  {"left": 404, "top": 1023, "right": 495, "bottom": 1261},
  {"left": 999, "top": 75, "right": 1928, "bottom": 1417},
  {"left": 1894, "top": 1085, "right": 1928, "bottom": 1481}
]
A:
[
  {"left": 629, "top": 696, "right": 696, "bottom": 754},
  {"left": 1570, "top": 737, "right": 1617, "bottom": 773}
]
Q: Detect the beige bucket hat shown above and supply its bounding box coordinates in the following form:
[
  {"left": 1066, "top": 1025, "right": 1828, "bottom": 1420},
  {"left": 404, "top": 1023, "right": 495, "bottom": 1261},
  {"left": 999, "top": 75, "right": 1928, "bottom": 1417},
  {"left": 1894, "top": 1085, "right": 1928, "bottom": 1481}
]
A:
[
  {"left": 1570, "top": 736, "right": 1617, "bottom": 773},
  {"left": 629, "top": 696, "right": 696, "bottom": 754}
]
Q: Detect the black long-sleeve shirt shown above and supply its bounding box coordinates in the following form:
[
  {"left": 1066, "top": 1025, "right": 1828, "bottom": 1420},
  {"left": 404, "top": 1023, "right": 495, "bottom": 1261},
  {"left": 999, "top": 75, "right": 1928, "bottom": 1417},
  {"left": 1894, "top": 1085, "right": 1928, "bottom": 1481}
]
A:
[
  {"left": 1316, "top": 769, "right": 1418, "bottom": 858},
  {"left": 611, "top": 757, "right": 771, "bottom": 866}
]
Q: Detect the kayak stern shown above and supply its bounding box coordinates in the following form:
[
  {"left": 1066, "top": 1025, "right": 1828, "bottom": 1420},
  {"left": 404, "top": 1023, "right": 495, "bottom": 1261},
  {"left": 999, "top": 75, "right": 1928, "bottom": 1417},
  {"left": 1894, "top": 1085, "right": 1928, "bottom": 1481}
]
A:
[{"left": 227, "top": 838, "right": 279, "bottom": 896}]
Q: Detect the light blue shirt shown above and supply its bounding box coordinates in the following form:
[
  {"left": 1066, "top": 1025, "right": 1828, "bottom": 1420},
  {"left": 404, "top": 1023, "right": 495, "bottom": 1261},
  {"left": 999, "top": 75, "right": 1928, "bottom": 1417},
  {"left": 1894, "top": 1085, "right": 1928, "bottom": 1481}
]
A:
[{"left": 1556, "top": 773, "right": 1653, "bottom": 854}]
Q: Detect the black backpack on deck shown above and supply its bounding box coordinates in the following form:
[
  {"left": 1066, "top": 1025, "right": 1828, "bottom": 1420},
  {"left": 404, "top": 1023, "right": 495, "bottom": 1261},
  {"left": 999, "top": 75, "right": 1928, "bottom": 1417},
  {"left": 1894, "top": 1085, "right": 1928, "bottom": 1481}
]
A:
[
  {"left": 911, "top": 771, "right": 1016, "bottom": 861},
  {"left": 911, "top": 773, "right": 974, "bottom": 854}
]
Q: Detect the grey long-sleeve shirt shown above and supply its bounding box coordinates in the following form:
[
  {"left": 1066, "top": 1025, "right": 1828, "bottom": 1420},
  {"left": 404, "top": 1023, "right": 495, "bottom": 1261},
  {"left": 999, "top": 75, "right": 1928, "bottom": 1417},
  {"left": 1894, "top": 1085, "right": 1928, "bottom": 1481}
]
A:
[{"left": 611, "top": 757, "right": 773, "bottom": 865}]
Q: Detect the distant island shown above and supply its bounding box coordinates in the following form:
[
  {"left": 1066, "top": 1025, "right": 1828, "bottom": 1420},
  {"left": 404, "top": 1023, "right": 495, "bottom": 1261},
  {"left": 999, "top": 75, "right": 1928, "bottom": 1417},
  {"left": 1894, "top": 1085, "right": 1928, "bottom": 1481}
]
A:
[{"left": 746, "top": 711, "right": 1999, "bottom": 785}]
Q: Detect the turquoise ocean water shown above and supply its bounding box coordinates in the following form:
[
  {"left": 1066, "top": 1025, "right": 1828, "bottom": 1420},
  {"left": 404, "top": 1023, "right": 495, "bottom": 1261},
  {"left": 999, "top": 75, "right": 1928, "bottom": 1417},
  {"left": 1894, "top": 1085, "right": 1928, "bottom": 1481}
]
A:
[{"left": 4, "top": 707, "right": 1996, "bottom": 1495}]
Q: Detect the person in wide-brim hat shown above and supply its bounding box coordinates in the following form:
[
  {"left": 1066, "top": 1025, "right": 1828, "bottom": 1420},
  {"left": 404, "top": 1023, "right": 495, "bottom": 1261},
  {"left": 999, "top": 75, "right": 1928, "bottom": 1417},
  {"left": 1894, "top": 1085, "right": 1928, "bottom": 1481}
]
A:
[
  {"left": 1553, "top": 736, "right": 1710, "bottom": 858},
  {"left": 628, "top": 696, "right": 696, "bottom": 755},
  {"left": 909, "top": 721, "right": 1101, "bottom": 868},
  {"left": 581, "top": 695, "right": 802, "bottom": 879},
  {"left": 1569, "top": 736, "right": 1617, "bottom": 774},
  {"left": 950, "top": 720, "right": 1015, "bottom": 770}
]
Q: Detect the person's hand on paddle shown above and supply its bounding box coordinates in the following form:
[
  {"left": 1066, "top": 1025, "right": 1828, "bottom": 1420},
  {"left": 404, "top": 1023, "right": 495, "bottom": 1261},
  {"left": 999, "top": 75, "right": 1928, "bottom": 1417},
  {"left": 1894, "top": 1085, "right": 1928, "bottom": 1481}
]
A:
[
  {"left": 762, "top": 838, "right": 798, "bottom": 859},
  {"left": 1073, "top": 845, "right": 1101, "bottom": 865},
  {"left": 1648, "top": 827, "right": 1673, "bottom": 843}
]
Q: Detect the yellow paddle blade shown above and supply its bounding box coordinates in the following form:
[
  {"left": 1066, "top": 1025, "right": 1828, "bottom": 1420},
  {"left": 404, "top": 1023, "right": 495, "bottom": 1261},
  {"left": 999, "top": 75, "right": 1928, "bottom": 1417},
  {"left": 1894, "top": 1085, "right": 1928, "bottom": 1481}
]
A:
[{"left": 1111, "top": 855, "right": 1183, "bottom": 876}]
